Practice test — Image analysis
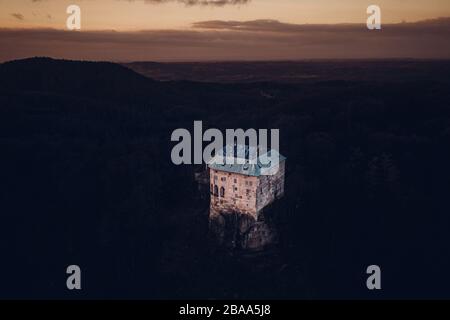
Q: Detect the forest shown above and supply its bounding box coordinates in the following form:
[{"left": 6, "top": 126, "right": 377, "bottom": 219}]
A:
[{"left": 1, "top": 57, "right": 450, "bottom": 299}]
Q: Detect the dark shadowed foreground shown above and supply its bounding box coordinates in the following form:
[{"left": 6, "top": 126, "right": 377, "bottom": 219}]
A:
[{"left": 1, "top": 58, "right": 450, "bottom": 299}]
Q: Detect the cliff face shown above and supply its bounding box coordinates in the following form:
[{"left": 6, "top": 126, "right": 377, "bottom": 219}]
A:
[{"left": 209, "top": 207, "right": 277, "bottom": 250}]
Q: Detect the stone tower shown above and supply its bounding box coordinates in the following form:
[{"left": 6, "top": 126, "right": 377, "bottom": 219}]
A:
[{"left": 207, "top": 145, "right": 286, "bottom": 249}]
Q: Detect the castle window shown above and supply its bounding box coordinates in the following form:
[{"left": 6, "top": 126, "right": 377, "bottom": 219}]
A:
[
  {"left": 214, "top": 185, "right": 219, "bottom": 197},
  {"left": 210, "top": 184, "right": 214, "bottom": 194},
  {"left": 214, "top": 175, "right": 218, "bottom": 181},
  {"left": 249, "top": 182, "right": 253, "bottom": 186},
  {"left": 220, "top": 186, "right": 225, "bottom": 197},
  {"left": 234, "top": 179, "right": 237, "bottom": 183}
]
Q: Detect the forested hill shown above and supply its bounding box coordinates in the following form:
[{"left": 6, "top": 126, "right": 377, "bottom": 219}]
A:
[{"left": 0, "top": 57, "right": 176, "bottom": 103}]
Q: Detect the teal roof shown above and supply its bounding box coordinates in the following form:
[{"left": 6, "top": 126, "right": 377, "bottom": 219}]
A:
[{"left": 207, "top": 145, "right": 286, "bottom": 177}]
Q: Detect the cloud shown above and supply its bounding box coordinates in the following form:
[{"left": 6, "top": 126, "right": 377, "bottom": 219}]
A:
[
  {"left": 0, "top": 18, "right": 449, "bottom": 62},
  {"left": 193, "top": 17, "right": 450, "bottom": 34},
  {"left": 193, "top": 19, "right": 313, "bottom": 32},
  {"left": 125, "top": 0, "right": 250, "bottom": 6},
  {"left": 11, "top": 13, "right": 25, "bottom": 21}
]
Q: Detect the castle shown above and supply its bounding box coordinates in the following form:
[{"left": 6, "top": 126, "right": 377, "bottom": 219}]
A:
[{"left": 207, "top": 145, "right": 286, "bottom": 249}]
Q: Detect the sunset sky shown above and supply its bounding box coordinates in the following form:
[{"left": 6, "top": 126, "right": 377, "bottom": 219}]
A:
[
  {"left": 1, "top": 0, "right": 450, "bottom": 61},
  {"left": 2, "top": 0, "right": 450, "bottom": 29}
]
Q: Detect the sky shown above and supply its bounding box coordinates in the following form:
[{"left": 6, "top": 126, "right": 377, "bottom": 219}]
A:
[
  {"left": 1, "top": 0, "right": 450, "bottom": 61},
  {"left": 2, "top": 0, "right": 450, "bottom": 29}
]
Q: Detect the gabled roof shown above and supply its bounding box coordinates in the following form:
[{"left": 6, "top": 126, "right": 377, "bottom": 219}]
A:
[{"left": 207, "top": 145, "right": 286, "bottom": 177}]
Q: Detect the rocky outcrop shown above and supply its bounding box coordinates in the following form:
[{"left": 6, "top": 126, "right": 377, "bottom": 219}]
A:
[{"left": 209, "top": 208, "right": 277, "bottom": 250}]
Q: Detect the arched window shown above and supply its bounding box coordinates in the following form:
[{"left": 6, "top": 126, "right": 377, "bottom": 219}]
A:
[
  {"left": 214, "top": 185, "right": 219, "bottom": 197},
  {"left": 210, "top": 184, "right": 214, "bottom": 194},
  {"left": 220, "top": 186, "right": 225, "bottom": 197}
]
